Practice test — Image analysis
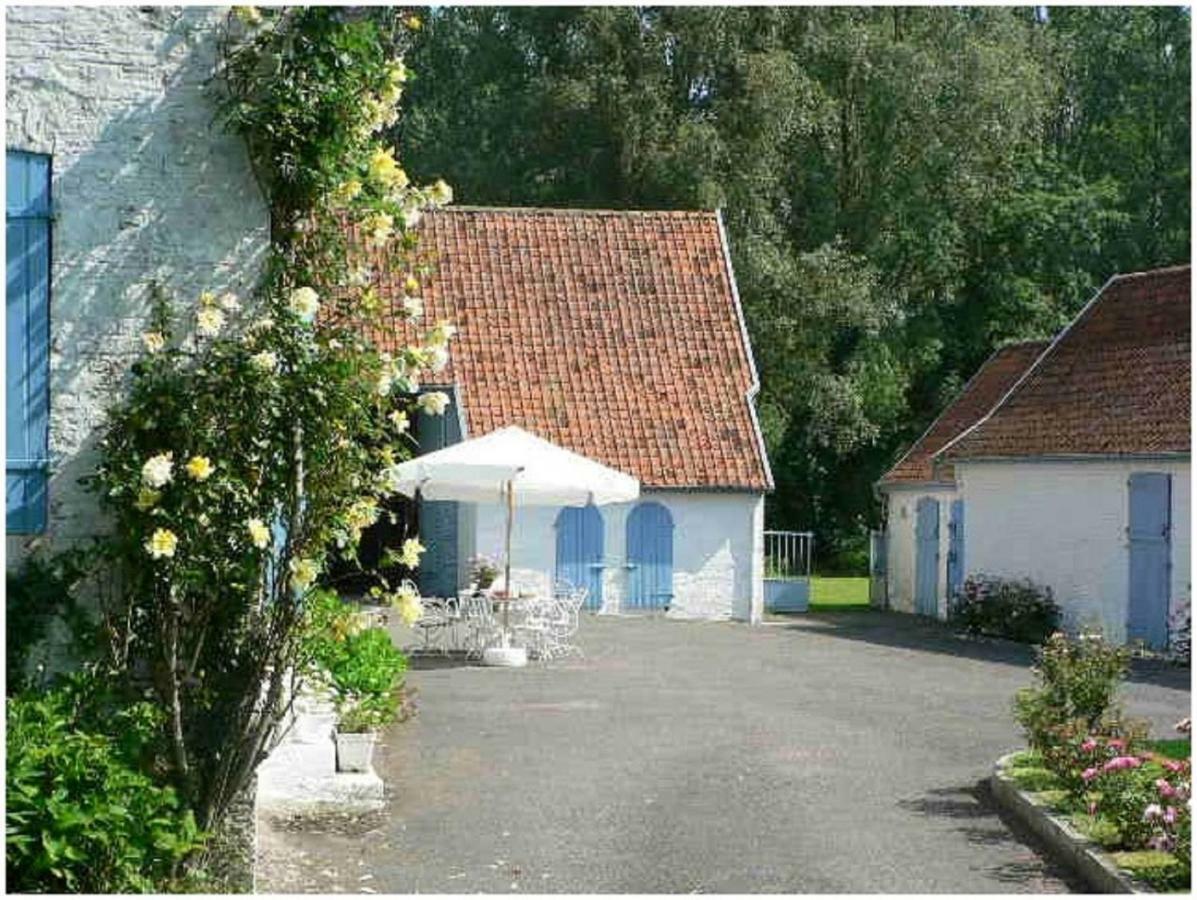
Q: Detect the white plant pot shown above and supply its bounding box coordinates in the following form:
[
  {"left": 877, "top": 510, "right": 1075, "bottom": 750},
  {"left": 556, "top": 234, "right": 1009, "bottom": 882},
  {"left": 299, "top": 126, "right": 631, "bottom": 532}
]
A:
[
  {"left": 482, "top": 645, "right": 527, "bottom": 667},
  {"left": 335, "top": 730, "right": 377, "bottom": 773}
]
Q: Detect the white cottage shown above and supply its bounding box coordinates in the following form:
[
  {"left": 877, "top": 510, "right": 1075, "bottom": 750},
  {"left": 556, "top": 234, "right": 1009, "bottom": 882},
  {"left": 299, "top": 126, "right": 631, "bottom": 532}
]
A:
[
  {"left": 880, "top": 267, "right": 1191, "bottom": 649},
  {"left": 361, "top": 207, "right": 774, "bottom": 622},
  {"left": 876, "top": 341, "right": 1047, "bottom": 618},
  {"left": 939, "top": 266, "right": 1191, "bottom": 648}
]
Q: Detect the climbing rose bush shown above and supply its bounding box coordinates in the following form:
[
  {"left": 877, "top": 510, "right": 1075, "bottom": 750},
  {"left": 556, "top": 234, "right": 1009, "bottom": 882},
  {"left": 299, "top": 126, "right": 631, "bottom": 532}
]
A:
[{"left": 84, "top": 6, "right": 455, "bottom": 833}]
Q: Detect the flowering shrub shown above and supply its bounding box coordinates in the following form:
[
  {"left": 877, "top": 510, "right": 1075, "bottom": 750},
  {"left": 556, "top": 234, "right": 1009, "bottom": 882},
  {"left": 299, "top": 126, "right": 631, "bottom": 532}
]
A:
[
  {"left": 79, "top": 6, "right": 453, "bottom": 836},
  {"left": 949, "top": 574, "right": 1060, "bottom": 644},
  {"left": 1014, "top": 631, "right": 1130, "bottom": 750},
  {"left": 469, "top": 553, "right": 500, "bottom": 589}
]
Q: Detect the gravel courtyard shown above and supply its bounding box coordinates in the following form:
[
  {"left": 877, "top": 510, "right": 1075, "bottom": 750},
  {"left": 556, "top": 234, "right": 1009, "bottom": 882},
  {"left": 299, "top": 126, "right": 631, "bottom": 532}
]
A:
[{"left": 257, "top": 610, "right": 1191, "bottom": 893}]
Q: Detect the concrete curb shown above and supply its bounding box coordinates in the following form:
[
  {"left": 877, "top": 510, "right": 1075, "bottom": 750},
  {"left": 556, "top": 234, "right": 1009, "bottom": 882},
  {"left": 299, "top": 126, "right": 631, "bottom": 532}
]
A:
[{"left": 990, "top": 752, "right": 1153, "bottom": 894}]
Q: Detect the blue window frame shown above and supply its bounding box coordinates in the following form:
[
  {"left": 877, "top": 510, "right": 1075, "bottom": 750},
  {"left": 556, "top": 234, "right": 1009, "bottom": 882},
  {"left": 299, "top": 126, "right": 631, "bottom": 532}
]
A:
[{"left": 7, "top": 150, "right": 51, "bottom": 533}]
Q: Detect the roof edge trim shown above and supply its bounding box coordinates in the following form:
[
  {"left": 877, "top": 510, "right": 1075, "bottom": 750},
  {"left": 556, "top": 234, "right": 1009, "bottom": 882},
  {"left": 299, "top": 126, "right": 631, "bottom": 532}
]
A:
[{"left": 716, "top": 208, "right": 775, "bottom": 492}]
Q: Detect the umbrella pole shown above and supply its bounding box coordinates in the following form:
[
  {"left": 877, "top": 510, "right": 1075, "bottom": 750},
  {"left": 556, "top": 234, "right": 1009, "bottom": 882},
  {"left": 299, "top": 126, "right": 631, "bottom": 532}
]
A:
[{"left": 503, "top": 479, "right": 513, "bottom": 640}]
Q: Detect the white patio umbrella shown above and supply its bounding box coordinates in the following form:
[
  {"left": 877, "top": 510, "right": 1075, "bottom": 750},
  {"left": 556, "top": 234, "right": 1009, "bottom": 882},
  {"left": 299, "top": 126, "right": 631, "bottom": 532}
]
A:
[{"left": 386, "top": 425, "right": 639, "bottom": 663}]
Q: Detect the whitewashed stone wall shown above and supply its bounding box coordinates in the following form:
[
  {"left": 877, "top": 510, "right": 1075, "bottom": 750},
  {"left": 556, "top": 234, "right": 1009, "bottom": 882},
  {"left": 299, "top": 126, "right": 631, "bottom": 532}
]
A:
[
  {"left": 463, "top": 490, "right": 765, "bottom": 623},
  {"left": 956, "top": 459, "right": 1192, "bottom": 643},
  {"left": 883, "top": 484, "right": 958, "bottom": 618},
  {"left": 5, "top": 6, "right": 269, "bottom": 562}
]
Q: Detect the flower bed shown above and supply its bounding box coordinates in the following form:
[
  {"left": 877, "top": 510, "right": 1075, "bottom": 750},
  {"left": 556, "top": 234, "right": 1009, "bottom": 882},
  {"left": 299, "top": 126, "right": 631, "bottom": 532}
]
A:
[{"left": 1008, "top": 630, "right": 1191, "bottom": 890}]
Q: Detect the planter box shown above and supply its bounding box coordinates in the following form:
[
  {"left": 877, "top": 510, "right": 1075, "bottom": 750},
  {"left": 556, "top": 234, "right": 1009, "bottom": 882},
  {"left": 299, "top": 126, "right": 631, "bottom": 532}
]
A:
[
  {"left": 335, "top": 731, "right": 377, "bottom": 774},
  {"left": 990, "top": 752, "right": 1155, "bottom": 894},
  {"left": 765, "top": 578, "right": 810, "bottom": 613}
]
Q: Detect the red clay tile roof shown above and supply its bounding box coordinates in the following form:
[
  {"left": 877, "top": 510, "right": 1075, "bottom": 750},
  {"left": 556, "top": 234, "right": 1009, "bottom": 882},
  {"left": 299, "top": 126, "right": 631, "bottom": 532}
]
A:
[
  {"left": 362, "top": 207, "right": 772, "bottom": 490},
  {"left": 942, "top": 265, "right": 1191, "bottom": 461},
  {"left": 879, "top": 341, "right": 1048, "bottom": 487}
]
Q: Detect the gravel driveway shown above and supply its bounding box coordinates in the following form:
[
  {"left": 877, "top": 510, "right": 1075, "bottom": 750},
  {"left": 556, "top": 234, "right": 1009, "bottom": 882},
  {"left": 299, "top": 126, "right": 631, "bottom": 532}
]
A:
[{"left": 256, "top": 610, "right": 1190, "bottom": 893}]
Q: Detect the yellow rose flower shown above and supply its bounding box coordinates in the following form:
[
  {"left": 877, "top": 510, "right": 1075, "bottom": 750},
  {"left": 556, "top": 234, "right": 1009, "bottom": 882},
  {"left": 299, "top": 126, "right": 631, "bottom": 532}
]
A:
[
  {"left": 142, "top": 331, "right": 166, "bottom": 354},
  {"left": 403, "top": 274, "right": 420, "bottom": 295},
  {"left": 393, "top": 585, "right": 423, "bottom": 627},
  {"left": 146, "top": 528, "right": 178, "bottom": 559},
  {"left": 417, "top": 391, "right": 450, "bottom": 417},
  {"left": 196, "top": 306, "right": 225, "bottom": 338},
  {"left": 332, "top": 179, "right": 363, "bottom": 206},
  {"left": 405, "top": 15, "right": 422, "bottom": 31},
  {"left": 428, "top": 179, "right": 454, "bottom": 207},
  {"left": 289, "top": 557, "right": 320, "bottom": 592},
  {"left": 427, "top": 321, "right": 457, "bottom": 348},
  {"left": 185, "top": 455, "right": 214, "bottom": 481},
  {"left": 362, "top": 211, "right": 394, "bottom": 249},
  {"left": 247, "top": 517, "right": 270, "bottom": 550},
  {"left": 389, "top": 409, "right": 410, "bottom": 433},
  {"left": 367, "top": 147, "right": 408, "bottom": 191},
  {"left": 399, "top": 537, "right": 425, "bottom": 569}
]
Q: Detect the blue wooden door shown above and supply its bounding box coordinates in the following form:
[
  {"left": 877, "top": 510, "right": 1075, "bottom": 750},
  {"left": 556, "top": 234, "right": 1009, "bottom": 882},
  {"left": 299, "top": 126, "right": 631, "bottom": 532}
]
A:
[
  {"left": 6, "top": 151, "right": 51, "bottom": 533},
  {"left": 1127, "top": 473, "right": 1171, "bottom": 650},
  {"left": 626, "top": 502, "right": 674, "bottom": 611},
  {"left": 555, "top": 504, "right": 604, "bottom": 610},
  {"left": 947, "top": 499, "right": 965, "bottom": 600},
  {"left": 915, "top": 497, "right": 940, "bottom": 617}
]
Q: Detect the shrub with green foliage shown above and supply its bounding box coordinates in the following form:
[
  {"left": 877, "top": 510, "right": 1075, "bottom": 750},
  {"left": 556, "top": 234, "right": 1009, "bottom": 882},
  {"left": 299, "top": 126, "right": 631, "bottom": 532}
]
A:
[
  {"left": 950, "top": 574, "right": 1060, "bottom": 644},
  {"left": 1014, "top": 631, "right": 1130, "bottom": 750},
  {"left": 6, "top": 672, "right": 204, "bottom": 893}
]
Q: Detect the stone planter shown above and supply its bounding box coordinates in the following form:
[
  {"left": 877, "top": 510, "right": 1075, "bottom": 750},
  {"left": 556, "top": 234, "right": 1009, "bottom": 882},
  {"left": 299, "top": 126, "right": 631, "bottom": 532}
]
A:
[{"left": 335, "top": 730, "right": 377, "bottom": 773}]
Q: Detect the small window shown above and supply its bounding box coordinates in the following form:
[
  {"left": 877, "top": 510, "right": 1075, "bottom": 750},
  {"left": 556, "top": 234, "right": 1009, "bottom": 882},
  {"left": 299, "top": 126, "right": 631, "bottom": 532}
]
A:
[{"left": 6, "top": 150, "right": 51, "bottom": 533}]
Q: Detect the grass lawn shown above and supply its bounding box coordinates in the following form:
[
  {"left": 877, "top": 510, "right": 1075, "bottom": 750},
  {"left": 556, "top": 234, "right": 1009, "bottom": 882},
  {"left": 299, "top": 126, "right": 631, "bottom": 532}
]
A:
[
  {"left": 810, "top": 576, "right": 870, "bottom": 609},
  {"left": 1147, "top": 738, "right": 1191, "bottom": 761}
]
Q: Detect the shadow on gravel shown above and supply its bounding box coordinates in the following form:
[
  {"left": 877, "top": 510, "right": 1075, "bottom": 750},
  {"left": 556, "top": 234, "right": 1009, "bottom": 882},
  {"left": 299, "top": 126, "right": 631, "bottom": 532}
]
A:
[
  {"left": 898, "top": 781, "right": 1087, "bottom": 892},
  {"left": 405, "top": 652, "right": 481, "bottom": 670},
  {"left": 776, "top": 610, "right": 1189, "bottom": 691}
]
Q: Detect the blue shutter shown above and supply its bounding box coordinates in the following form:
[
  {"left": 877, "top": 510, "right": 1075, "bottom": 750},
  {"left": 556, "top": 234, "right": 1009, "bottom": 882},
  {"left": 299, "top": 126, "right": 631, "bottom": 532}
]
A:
[
  {"left": 1127, "top": 473, "right": 1171, "bottom": 650},
  {"left": 626, "top": 502, "right": 674, "bottom": 610},
  {"left": 6, "top": 151, "right": 51, "bottom": 534},
  {"left": 947, "top": 499, "right": 965, "bottom": 599}
]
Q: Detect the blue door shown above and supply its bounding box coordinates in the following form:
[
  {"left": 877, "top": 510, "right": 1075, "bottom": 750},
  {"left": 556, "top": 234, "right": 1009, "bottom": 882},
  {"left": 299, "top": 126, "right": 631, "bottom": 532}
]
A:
[
  {"left": 1128, "top": 473, "right": 1171, "bottom": 650},
  {"left": 915, "top": 497, "right": 940, "bottom": 617},
  {"left": 555, "top": 504, "right": 604, "bottom": 610},
  {"left": 6, "top": 151, "right": 51, "bottom": 533},
  {"left": 947, "top": 499, "right": 965, "bottom": 600},
  {"left": 626, "top": 502, "right": 674, "bottom": 611}
]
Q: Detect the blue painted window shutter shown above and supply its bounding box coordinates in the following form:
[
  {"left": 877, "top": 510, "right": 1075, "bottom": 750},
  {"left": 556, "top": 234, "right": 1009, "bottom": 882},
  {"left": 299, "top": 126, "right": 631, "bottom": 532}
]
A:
[{"left": 6, "top": 151, "right": 51, "bottom": 534}]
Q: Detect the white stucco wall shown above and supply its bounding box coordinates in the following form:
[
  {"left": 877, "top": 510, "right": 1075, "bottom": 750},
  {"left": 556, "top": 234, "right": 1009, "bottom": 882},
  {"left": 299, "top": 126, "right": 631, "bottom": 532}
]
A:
[
  {"left": 461, "top": 491, "right": 765, "bottom": 623},
  {"left": 956, "top": 458, "right": 1191, "bottom": 643},
  {"left": 882, "top": 484, "right": 958, "bottom": 618},
  {"left": 6, "top": 7, "right": 269, "bottom": 563}
]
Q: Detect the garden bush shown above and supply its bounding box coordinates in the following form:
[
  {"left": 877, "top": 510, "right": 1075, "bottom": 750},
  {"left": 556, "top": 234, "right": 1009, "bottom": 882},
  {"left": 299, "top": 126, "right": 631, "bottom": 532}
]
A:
[
  {"left": 1014, "top": 631, "right": 1130, "bottom": 750},
  {"left": 950, "top": 574, "right": 1060, "bottom": 644},
  {"left": 6, "top": 672, "right": 204, "bottom": 893},
  {"left": 6, "top": 551, "right": 91, "bottom": 694}
]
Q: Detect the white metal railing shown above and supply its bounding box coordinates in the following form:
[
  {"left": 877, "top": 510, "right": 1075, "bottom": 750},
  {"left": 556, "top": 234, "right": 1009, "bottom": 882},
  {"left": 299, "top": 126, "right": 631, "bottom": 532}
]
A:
[{"left": 764, "top": 530, "right": 814, "bottom": 580}]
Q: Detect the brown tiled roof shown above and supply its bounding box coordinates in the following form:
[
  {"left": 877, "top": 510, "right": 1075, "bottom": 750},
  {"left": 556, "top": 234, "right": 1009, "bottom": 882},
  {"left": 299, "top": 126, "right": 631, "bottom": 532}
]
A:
[
  {"left": 943, "top": 265, "right": 1191, "bottom": 461},
  {"left": 879, "top": 341, "right": 1048, "bottom": 486},
  {"left": 361, "top": 207, "right": 772, "bottom": 490}
]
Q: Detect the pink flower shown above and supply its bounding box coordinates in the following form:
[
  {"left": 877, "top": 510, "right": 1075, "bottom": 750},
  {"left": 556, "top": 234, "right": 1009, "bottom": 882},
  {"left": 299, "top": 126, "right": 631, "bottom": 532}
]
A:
[
  {"left": 1163, "top": 806, "right": 1178, "bottom": 825},
  {"left": 1157, "top": 778, "right": 1177, "bottom": 798},
  {"left": 1087, "top": 801, "right": 1098, "bottom": 816},
  {"left": 1163, "top": 759, "right": 1187, "bottom": 774},
  {"left": 1147, "top": 834, "right": 1175, "bottom": 852},
  {"left": 1102, "top": 755, "right": 1142, "bottom": 772},
  {"left": 1082, "top": 767, "right": 1100, "bottom": 783},
  {"left": 1176, "top": 717, "right": 1191, "bottom": 735},
  {"left": 1144, "top": 803, "right": 1163, "bottom": 821},
  {"left": 1107, "top": 738, "right": 1126, "bottom": 751},
  {"left": 1080, "top": 738, "right": 1098, "bottom": 753}
]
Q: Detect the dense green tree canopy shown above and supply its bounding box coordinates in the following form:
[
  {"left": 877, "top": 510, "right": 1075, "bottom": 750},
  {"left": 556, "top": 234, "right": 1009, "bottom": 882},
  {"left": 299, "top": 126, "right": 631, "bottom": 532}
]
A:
[{"left": 396, "top": 6, "right": 1190, "bottom": 568}]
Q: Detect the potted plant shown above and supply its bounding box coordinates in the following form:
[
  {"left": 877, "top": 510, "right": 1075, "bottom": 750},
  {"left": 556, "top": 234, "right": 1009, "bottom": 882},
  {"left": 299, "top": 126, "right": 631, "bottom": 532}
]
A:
[
  {"left": 333, "top": 693, "right": 397, "bottom": 772},
  {"left": 324, "top": 626, "right": 410, "bottom": 773}
]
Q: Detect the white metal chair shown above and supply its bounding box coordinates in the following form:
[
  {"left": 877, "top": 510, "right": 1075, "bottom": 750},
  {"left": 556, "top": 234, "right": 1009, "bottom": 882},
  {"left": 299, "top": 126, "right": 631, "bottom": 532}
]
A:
[
  {"left": 460, "top": 593, "right": 499, "bottom": 660},
  {"left": 413, "top": 596, "right": 452, "bottom": 656}
]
